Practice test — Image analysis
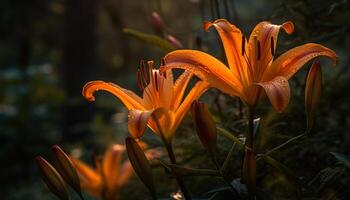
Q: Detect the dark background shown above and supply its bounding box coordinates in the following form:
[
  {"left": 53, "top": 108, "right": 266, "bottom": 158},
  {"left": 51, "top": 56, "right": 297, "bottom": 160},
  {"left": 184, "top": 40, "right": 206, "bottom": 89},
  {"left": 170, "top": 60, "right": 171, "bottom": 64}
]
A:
[{"left": 0, "top": 0, "right": 349, "bottom": 199}]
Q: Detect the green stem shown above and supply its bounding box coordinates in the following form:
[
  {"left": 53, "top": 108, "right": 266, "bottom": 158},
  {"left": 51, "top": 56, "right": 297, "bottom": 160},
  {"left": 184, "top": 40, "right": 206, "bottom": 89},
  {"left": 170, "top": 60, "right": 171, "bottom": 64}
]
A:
[
  {"left": 246, "top": 107, "right": 255, "bottom": 149},
  {"left": 152, "top": 112, "right": 190, "bottom": 199},
  {"left": 244, "top": 106, "right": 256, "bottom": 200},
  {"left": 164, "top": 141, "right": 192, "bottom": 200}
]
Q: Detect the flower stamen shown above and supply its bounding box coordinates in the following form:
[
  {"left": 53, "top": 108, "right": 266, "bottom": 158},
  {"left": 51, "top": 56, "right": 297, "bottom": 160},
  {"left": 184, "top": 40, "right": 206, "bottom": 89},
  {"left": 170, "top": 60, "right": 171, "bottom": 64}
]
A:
[
  {"left": 270, "top": 37, "right": 275, "bottom": 57},
  {"left": 241, "top": 35, "right": 246, "bottom": 56},
  {"left": 140, "top": 60, "right": 148, "bottom": 84},
  {"left": 137, "top": 69, "right": 144, "bottom": 90},
  {"left": 154, "top": 71, "right": 159, "bottom": 91}
]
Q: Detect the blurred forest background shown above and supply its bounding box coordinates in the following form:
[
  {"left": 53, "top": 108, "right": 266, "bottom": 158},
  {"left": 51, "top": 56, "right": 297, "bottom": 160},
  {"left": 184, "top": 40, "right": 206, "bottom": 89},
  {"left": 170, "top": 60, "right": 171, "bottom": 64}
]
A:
[{"left": 0, "top": 0, "right": 349, "bottom": 199}]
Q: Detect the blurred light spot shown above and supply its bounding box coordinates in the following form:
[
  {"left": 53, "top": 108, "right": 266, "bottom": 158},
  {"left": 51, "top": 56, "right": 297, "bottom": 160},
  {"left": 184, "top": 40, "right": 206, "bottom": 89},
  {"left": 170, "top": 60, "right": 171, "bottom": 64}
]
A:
[{"left": 71, "top": 148, "right": 82, "bottom": 159}]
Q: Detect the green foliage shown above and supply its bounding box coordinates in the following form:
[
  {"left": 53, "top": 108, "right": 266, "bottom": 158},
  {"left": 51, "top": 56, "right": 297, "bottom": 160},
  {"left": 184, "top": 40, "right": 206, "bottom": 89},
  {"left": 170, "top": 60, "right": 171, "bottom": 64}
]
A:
[
  {"left": 1, "top": 0, "right": 350, "bottom": 199},
  {"left": 123, "top": 28, "right": 176, "bottom": 53}
]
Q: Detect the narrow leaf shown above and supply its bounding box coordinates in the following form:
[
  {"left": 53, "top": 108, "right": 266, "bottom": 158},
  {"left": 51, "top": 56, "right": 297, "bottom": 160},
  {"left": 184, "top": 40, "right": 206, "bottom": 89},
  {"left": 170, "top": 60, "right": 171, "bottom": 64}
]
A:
[
  {"left": 253, "top": 118, "right": 260, "bottom": 137},
  {"left": 330, "top": 152, "right": 350, "bottom": 167},
  {"left": 169, "top": 164, "right": 221, "bottom": 177},
  {"left": 123, "top": 28, "right": 175, "bottom": 52},
  {"left": 260, "top": 154, "right": 298, "bottom": 182},
  {"left": 217, "top": 127, "right": 244, "bottom": 148}
]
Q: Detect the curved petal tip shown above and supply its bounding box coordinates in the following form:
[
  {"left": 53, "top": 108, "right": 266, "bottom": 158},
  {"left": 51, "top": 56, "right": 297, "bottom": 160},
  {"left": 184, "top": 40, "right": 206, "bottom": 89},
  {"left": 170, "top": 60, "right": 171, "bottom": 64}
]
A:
[
  {"left": 282, "top": 21, "right": 294, "bottom": 34},
  {"left": 257, "top": 76, "right": 291, "bottom": 112},
  {"left": 82, "top": 81, "right": 107, "bottom": 101},
  {"left": 203, "top": 21, "right": 212, "bottom": 32}
]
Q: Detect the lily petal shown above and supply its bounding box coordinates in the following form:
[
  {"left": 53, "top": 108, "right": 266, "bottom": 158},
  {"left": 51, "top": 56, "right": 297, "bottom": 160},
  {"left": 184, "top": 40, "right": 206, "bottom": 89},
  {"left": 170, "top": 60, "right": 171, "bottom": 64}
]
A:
[
  {"left": 257, "top": 76, "right": 290, "bottom": 112},
  {"left": 248, "top": 21, "right": 294, "bottom": 80},
  {"left": 102, "top": 145, "right": 124, "bottom": 191},
  {"left": 128, "top": 110, "right": 153, "bottom": 138},
  {"left": 151, "top": 107, "right": 175, "bottom": 142},
  {"left": 163, "top": 50, "right": 242, "bottom": 97},
  {"left": 264, "top": 43, "right": 338, "bottom": 80},
  {"left": 159, "top": 69, "right": 174, "bottom": 108},
  {"left": 204, "top": 19, "right": 249, "bottom": 85},
  {"left": 171, "top": 70, "right": 193, "bottom": 110},
  {"left": 71, "top": 158, "right": 102, "bottom": 197},
  {"left": 117, "top": 161, "right": 133, "bottom": 187},
  {"left": 174, "top": 81, "right": 209, "bottom": 132},
  {"left": 83, "top": 81, "right": 145, "bottom": 110}
]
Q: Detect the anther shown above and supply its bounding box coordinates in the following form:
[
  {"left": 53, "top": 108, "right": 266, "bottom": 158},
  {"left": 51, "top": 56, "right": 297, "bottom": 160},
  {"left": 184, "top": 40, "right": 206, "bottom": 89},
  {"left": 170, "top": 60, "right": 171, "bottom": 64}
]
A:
[
  {"left": 241, "top": 35, "right": 246, "bottom": 56},
  {"left": 140, "top": 61, "right": 148, "bottom": 85},
  {"left": 136, "top": 69, "right": 144, "bottom": 90},
  {"left": 257, "top": 40, "right": 261, "bottom": 60},
  {"left": 140, "top": 60, "right": 145, "bottom": 70},
  {"left": 154, "top": 72, "right": 159, "bottom": 91},
  {"left": 270, "top": 37, "right": 275, "bottom": 56}
]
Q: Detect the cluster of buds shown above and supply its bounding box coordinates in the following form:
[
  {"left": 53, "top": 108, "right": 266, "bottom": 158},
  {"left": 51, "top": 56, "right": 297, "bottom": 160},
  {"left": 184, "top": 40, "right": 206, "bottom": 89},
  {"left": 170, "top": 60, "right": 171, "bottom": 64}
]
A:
[
  {"left": 36, "top": 145, "right": 83, "bottom": 200},
  {"left": 149, "top": 11, "right": 183, "bottom": 49}
]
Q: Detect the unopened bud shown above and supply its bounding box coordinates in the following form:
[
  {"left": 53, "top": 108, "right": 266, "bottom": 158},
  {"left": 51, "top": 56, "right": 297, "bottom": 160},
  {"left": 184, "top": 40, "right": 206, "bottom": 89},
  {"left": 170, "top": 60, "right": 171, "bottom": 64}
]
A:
[
  {"left": 36, "top": 156, "right": 69, "bottom": 200},
  {"left": 166, "top": 34, "right": 183, "bottom": 49},
  {"left": 52, "top": 145, "right": 83, "bottom": 199},
  {"left": 305, "top": 60, "right": 322, "bottom": 133},
  {"left": 150, "top": 12, "right": 164, "bottom": 33},
  {"left": 191, "top": 101, "right": 217, "bottom": 157},
  {"left": 125, "top": 137, "right": 156, "bottom": 198}
]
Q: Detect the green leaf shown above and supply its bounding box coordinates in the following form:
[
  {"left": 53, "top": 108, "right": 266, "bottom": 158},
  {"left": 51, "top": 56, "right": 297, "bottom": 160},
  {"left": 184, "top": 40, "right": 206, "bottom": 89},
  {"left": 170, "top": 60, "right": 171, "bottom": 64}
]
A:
[
  {"left": 259, "top": 155, "right": 298, "bottom": 182},
  {"left": 206, "top": 186, "right": 232, "bottom": 194},
  {"left": 169, "top": 164, "right": 221, "bottom": 177},
  {"left": 123, "top": 28, "right": 176, "bottom": 52},
  {"left": 231, "top": 178, "right": 248, "bottom": 195},
  {"left": 217, "top": 127, "right": 244, "bottom": 148},
  {"left": 158, "top": 159, "right": 172, "bottom": 174},
  {"left": 330, "top": 152, "right": 350, "bottom": 167},
  {"left": 125, "top": 137, "right": 157, "bottom": 199},
  {"left": 253, "top": 118, "right": 260, "bottom": 137}
]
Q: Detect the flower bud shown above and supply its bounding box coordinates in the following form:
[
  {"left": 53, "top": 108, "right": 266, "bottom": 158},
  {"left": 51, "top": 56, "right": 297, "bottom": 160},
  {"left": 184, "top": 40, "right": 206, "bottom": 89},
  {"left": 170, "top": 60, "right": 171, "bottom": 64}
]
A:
[
  {"left": 191, "top": 101, "right": 217, "bottom": 157},
  {"left": 150, "top": 12, "right": 164, "bottom": 33},
  {"left": 166, "top": 34, "right": 183, "bottom": 49},
  {"left": 305, "top": 60, "right": 322, "bottom": 133},
  {"left": 36, "top": 156, "right": 69, "bottom": 200},
  {"left": 125, "top": 137, "right": 156, "bottom": 198},
  {"left": 52, "top": 145, "right": 83, "bottom": 199}
]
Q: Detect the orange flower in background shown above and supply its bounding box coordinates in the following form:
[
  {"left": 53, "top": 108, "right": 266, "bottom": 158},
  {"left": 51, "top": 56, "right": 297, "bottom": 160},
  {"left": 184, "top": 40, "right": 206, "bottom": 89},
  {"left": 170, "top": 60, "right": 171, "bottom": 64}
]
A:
[
  {"left": 162, "top": 19, "right": 338, "bottom": 112},
  {"left": 83, "top": 61, "right": 208, "bottom": 141},
  {"left": 71, "top": 144, "right": 133, "bottom": 200}
]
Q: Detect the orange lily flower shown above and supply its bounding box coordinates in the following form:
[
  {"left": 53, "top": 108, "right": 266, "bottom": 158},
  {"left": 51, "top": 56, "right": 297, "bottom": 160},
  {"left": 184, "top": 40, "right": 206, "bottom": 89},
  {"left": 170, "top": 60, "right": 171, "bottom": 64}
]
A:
[
  {"left": 71, "top": 144, "right": 133, "bottom": 200},
  {"left": 161, "top": 19, "right": 338, "bottom": 112},
  {"left": 83, "top": 61, "right": 208, "bottom": 140}
]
